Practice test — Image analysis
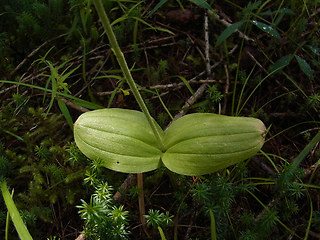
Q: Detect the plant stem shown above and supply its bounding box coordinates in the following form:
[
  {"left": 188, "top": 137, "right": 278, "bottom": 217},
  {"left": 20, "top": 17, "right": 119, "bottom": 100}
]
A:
[
  {"left": 92, "top": 0, "right": 165, "bottom": 151},
  {"left": 209, "top": 208, "right": 217, "bottom": 240}
]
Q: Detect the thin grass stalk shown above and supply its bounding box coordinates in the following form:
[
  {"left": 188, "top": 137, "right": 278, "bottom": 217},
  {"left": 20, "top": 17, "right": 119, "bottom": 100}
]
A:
[
  {"left": 209, "top": 208, "right": 217, "bottom": 240},
  {"left": 158, "top": 226, "right": 167, "bottom": 240}
]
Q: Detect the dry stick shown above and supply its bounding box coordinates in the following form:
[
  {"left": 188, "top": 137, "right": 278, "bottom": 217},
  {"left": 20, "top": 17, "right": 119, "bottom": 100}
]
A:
[
  {"left": 95, "top": 79, "right": 224, "bottom": 96},
  {"left": 137, "top": 173, "right": 150, "bottom": 238},
  {"left": 222, "top": 64, "right": 230, "bottom": 115},
  {"left": 59, "top": 97, "right": 89, "bottom": 113},
  {"left": 209, "top": 12, "right": 254, "bottom": 43},
  {"left": 204, "top": 10, "right": 212, "bottom": 79},
  {"left": 113, "top": 174, "right": 137, "bottom": 201}
]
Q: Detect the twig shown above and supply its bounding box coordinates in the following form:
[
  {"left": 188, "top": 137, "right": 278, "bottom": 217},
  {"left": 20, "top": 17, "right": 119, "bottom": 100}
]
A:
[
  {"left": 137, "top": 173, "right": 150, "bottom": 237},
  {"left": 222, "top": 63, "right": 230, "bottom": 114},
  {"left": 95, "top": 79, "right": 226, "bottom": 96},
  {"left": 173, "top": 83, "right": 208, "bottom": 121},
  {"left": 204, "top": 10, "right": 212, "bottom": 79},
  {"left": 59, "top": 97, "right": 89, "bottom": 113},
  {"left": 113, "top": 174, "right": 137, "bottom": 201},
  {"left": 209, "top": 11, "right": 254, "bottom": 43}
]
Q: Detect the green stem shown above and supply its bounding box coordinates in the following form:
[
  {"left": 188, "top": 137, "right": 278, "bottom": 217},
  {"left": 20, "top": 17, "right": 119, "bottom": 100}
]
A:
[{"left": 92, "top": 0, "right": 165, "bottom": 151}]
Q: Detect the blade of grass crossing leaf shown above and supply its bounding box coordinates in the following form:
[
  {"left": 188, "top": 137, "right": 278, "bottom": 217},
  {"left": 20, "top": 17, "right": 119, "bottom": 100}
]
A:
[
  {"left": 189, "top": 0, "right": 213, "bottom": 10},
  {"left": 216, "top": 21, "right": 244, "bottom": 46},
  {"left": 148, "top": 0, "right": 168, "bottom": 17},
  {"left": 1, "top": 181, "right": 33, "bottom": 240},
  {"left": 57, "top": 98, "right": 74, "bottom": 130},
  {"left": 295, "top": 55, "right": 313, "bottom": 78},
  {"left": 251, "top": 20, "right": 281, "bottom": 39}
]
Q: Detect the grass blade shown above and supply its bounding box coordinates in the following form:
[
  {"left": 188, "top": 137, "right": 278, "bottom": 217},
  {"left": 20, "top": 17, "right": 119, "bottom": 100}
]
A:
[
  {"left": 270, "top": 54, "right": 293, "bottom": 74},
  {"left": 1, "top": 180, "right": 33, "bottom": 240},
  {"left": 216, "top": 21, "right": 244, "bottom": 46},
  {"left": 189, "top": 0, "right": 213, "bottom": 10},
  {"left": 174, "top": 75, "right": 194, "bottom": 95},
  {"left": 158, "top": 226, "right": 167, "bottom": 240},
  {"left": 57, "top": 98, "right": 74, "bottom": 130},
  {"left": 292, "top": 131, "right": 320, "bottom": 169},
  {"left": 148, "top": 0, "right": 168, "bottom": 17},
  {"left": 209, "top": 208, "right": 217, "bottom": 240}
]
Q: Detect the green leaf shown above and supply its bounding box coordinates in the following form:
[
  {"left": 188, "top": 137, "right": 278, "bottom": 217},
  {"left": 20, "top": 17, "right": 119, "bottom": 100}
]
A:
[
  {"left": 216, "top": 21, "right": 244, "bottom": 46},
  {"left": 148, "top": 0, "right": 168, "bottom": 17},
  {"left": 189, "top": 0, "right": 213, "bottom": 10},
  {"left": 295, "top": 55, "right": 313, "bottom": 78},
  {"left": 57, "top": 98, "right": 74, "bottom": 130},
  {"left": 251, "top": 20, "right": 281, "bottom": 39},
  {"left": 162, "top": 113, "right": 266, "bottom": 175},
  {"left": 1, "top": 181, "right": 33, "bottom": 240},
  {"left": 174, "top": 75, "right": 194, "bottom": 95},
  {"left": 74, "top": 109, "right": 266, "bottom": 176},
  {"left": 74, "top": 109, "right": 163, "bottom": 173},
  {"left": 270, "top": 54, "right": 294, "bottom": 74}
]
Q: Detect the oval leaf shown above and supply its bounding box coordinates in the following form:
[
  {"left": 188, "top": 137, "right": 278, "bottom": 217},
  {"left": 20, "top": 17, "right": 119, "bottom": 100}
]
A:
[
  {"left": 270, "top": 54, "right": 294, "bottom": 74},
  {"left": 295, "top": 55, "right": 313, "bottom": 78},
  {"left": 216, "top": 21, "right": 244, "bottom": 46},
  {"left": 162, "top": 113, "right": 266, "bottom": 175},
  {"left": 251, "top": 20, "right": 281, "bottom": 39},
  {"left": 74, "top": 109, "right": 163, "bottom": 173},
  {"left": 189, "top": 0, "right": 213, "bottom": 10}
]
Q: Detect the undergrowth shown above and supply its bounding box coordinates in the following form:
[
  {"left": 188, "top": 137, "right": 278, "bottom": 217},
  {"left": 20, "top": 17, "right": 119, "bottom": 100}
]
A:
[{"left": 0, "top": 0, "right": 319, "bottom": 239}]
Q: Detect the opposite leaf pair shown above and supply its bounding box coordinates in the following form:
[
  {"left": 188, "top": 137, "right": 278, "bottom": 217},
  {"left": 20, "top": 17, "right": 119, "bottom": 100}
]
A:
[{"left": 74, "top": 108, "right": 266, "bottom": 175}]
